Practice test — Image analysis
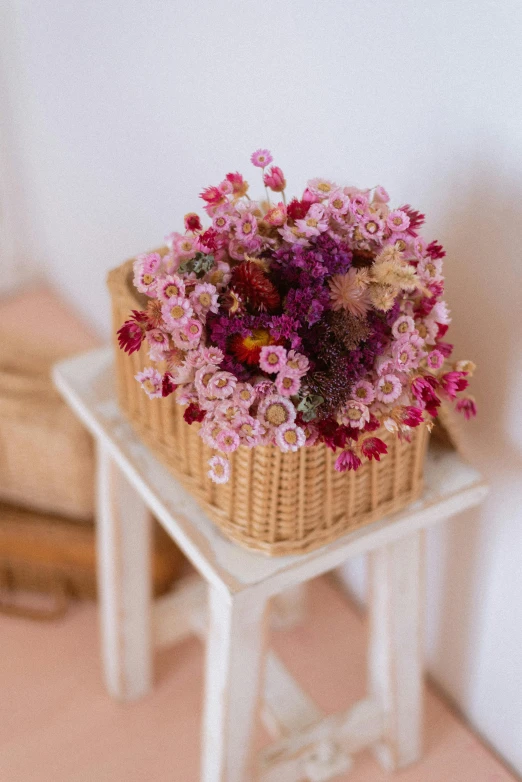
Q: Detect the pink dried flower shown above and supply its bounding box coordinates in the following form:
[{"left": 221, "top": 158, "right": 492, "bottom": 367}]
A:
[
  {"left": 392, "top": 315, "right": 415, "bottom": 340},
  {"left": 392, "top": 339, "right": 418, "bottom": 371},
  {"left": 386, "top": 209, "right": 411, "bottom": 233},
  {"left": 199, "top": 186, "right": 225, "bottom": 207},
  {"left": 329, "top": 269, "right": 371, "bottom": 318},
  {"left": 373, "top": 186, "right": 390, "bottom": 203},
  {"left": 376, "top": 374, "right": 403, "bottom": 404},
  {"left": 264, "top": 203, "right": 287, "bottom": 226},
  {"left": 351, "top": 380, "right": 376, "bottom": 405},
  {"left": 172, "top": 233, "right": 197, "bottom": 261},
  {"left": 263, "top": 166, "right": 286, "bottom": 192},
  {"left": 275, "top": 423, "right": 306, "bottom": 452},
  {"left": 201, "top": 346, "right": 224, "bottom": 366},
  {"left": 207, "top": 371, "right": 237, "bottom": 400},
  {"left": 190, "top": 282, "right": 219, "bottom": 315},
  {"left": 418, "top": 256, "right": 443, "bottom": 283},
  {"left": 335, "top": 449, "right": 361, "bottom": 472},
  {"left": 208, "top": 455, "right": 230, "bottom": 484},
  {"left": 233, "top": 382, "right": 256, "bottom": 408},
  {"left": 215, "top": 401, "right": 243, "bottom": 426},
  {"left": 295, "top": 203, "right": 329, "bottom": 238},
  {"left": 194, "top": 364, "right": 218, "bottom": 396},
  {"left": 146, "top": 328, "right": 169, "bottom": 352},
  {"left": 328, "top": 190, "right": 350, "bottom": 216},
  {"left": 251, "top": 149, "right": 273, "bottom": 168},
  {"left": 133, "top": 253, "right": 162, "bottom": 295},
  {"left": 259, "top": 345, "right": 287, "bottom": 374},
  {"left": 455, "top": 396, "right": 477, "bottom": 419},
  {"left": 258, "top": 395, "right": 296, "bottom": 428},
  {"left": 236, "top": 415, "right": 262, "bottom": 446},
  {"left": 307, "top": 178, "right": 337, "bottom": 198},
  {"left": 183, "top": 318, "right": 203, "bottom": 342},
  {"left": 157, "top": 274, "right": 186, "bottom": 302},
  {"left": 161, "top": 297, "right": 193, "bottom": 329},
  {"left": 275, "top": 370, "right": 301, "bottom": 397},
  {"left": 341, "top": 400, "right": 371, "bottom": 429},
  {"left": 225, "top": 171, "right": 249, "bottom": 198},
  {"left": 401, "top": 406, "right": 424, "bottom": 427},
  {"left": 216, "top": 428, "right": 240, "bottom": 453},
  {"left": 135, "top": 367, "right": 163, "bottom": 399},
  {"left": 212, "top": 212, "right": 232, "bottom": 232},
  {"left": 359, "top": 214, "right": 384, "bottom": 241},
  {"left": 234, "top": 211, "right": 259, "bottom": 241},
  {"left": 440, "top": 371, "right": 468, "bottom": 400},
  {"left": 285, "top": 350, "right": 310, "bottom": 376}
]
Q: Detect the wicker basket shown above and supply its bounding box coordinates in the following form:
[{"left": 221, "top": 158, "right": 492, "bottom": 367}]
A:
[{"left": 108, "top": 257, "right": 429, "bottom": 556}]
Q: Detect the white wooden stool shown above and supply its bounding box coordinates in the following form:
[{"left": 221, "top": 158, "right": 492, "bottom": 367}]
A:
[{"left": 54, "top": 348, "right": 487, "bottom": 782}]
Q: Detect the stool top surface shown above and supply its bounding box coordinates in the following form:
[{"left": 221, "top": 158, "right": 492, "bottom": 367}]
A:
[{"left": 53, "top": 348, "right": 487, "bottom": 598}]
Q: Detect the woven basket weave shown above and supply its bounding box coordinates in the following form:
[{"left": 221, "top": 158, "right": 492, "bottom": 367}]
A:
[{"left": 108, "top": 257, "right": 428, "bottom": 556}]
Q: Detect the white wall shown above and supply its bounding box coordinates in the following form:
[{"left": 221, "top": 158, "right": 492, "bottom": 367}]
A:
[{"left": 2, "top": 0, "right": 522, "bottom": 772}]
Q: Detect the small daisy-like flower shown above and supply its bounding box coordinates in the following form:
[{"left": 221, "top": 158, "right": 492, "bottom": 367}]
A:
[
  {"left": 200, "top": 419, "right": 224, "bottom": 449},
  {"left": 307, "top": 178, "right": 337, "bottom": 198},
  {"left": 335, "top": 449, "right": 361, "bottom": 472},
  {"left": 236, "top": 415, "right": 262, "bottom": 446},
  {"left": 171, "top": 329, "right": 197, "bottom": 351},
  {"left": 194, "top": 364, "right": 218, "bottom": 396},
  {"left": 235, "top": 212, "right": 258, "bottom": 242},
  {"left": 429, "top": 301, "right": 451, "bottom": 325},
  {"left": 418, "top": 255, "right": 443, "bottom": 283},
  {"left": 392, "top": 315, "right": 416, "bottom": 340},
  {"left": 233, "top": 382, "right": 257, "bottom": 408},
  {"left": 376, "top": 374, "right": 403, "bottom": 404},
  {"left": 145, "top": 328, "right": 169, "bottom": 357},
  {"left": 329, "top": 269, "right": 371, "bottom": 318},
  {"left": 183, "top": 318, "right": 203, "bottom": 342},
  {"left": 184, "top": 213, "right": 202, "bottom": 232},
  {"left": 258, "top": 395, "right": 296, "bottom": 429},
  {"left": 349, "top": 193, "right": 370, "bottom": 217},
  {"left": 295, "top": 203, "right": 329, "bottom": 238},
  {"left": 208, "top": 455, "right": 230, "bottom": 484},
  {"left": 133, "top": 253, "right": 162, "bottom": 295},
  {"left": 215, "top": 401, "right": 243, "bottom": 426},
  {"left": 386, "top": 209, "right": 411, "bottom": 233},
  {"left": 135, "top": 367, "right": 163, "bottom": 399},
  {"left": 455, "top": 396, "right": 477, "bottom": 419},
  {"left": 275, "top": 423, "right": 306, "bottom": 452},
  {"left": 216, "top": 428, "right": 240, "bottom": 453},
  {"left": 171, "top": 233, "right": 197, "bottom": 261},
  {"left": 218, "top": 179, "right": 233, "bottom": 195},
  {"left": 275, "top": 370, "right": 301, "bottom": 397},
  {"left": 198, "top": 347, "right": 224, "bottom": 366},
  {"left": 250, "top": 149, "right": 273, "bottom": 168},
  {"left": 264, "top": 203, "right": 287, "bottom": 226},
  {"left": 212, "top": 212, "right": 232, "bottom": 232},
  {"left": 286, "top": 350, "right": 310, "bottom": 376},
  {"left": 263, "top": 166, "right": 286, "bottom": 192},
  {"left": 359, "top": 214, "right": 384, "bottom": 241},
  {"left": 351, "top": 380, "right": 376, "bottom": 405},
  {"left": 328, "top": 189, "right": 350, "bottom": 216},
  {"left": 229, "top": 236, "right": 262, "bottom": 261},
  {"left": 341, "top": 400, "right": 371, "bottom": 429},
  {"left": 207, "top": 371, "right": 237, "bottom": 399},
  {"left": 157, "top": 274, "right": 186, "bottom": 303},
  {"left": 259, "top": 345, "right": 287, "bottom": 374},
  {"left": 162, "top": 297, "right": 193, "bottom": 330},
  {"left": 190, "top": 282, "right": 219, "bottom": 315},
  {"left": 426, "top": 350, "right": 444, "bottom": 370},
  {"left": 392, "top": 340, "right": 418, "bottom": 371}
]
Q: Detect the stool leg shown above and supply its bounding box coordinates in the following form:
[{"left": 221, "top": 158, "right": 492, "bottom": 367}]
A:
[
  {"left": 96, "top": 441, "right": 153, "bottom": 701},
  {"left": 368, "top": 531, "right": 424, "bottom": 770},
  {"left": 201, "top": 585, "right": 269, "bottom": 782}
]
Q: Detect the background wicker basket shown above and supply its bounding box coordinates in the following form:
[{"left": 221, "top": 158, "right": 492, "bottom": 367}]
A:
[{"left": 108, "top": 257, "right": 429, "bottom": 556}]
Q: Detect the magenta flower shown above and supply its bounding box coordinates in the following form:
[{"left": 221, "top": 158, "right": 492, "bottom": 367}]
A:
[
  {"left": 250, "top": 149, "right": 273, "bottom": 168},
  {"left": 335, "top": 449, "right": 361, "bottom": 472},
  {"left": 360, "top": 437, "right": 388, "bottom": 461},
  {"left": 455, "top": 396, "right": 477, "bottom": 419},
  {"left": 439, "top": 371, "right": 468, "bottom": 400},
  {"left": 263, "top": 165, "right": 286, "bottom": 192}
]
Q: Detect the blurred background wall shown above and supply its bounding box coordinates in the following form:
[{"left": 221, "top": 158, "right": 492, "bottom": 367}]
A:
[{"left": 1, "top": 0, "right": 521, "bottom": 773}]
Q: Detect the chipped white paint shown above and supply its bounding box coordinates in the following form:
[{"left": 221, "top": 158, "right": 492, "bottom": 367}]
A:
[{"left": 53, "top": 347, "right": 488, "bottom": 781}]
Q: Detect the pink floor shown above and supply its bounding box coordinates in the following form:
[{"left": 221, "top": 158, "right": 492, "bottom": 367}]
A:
[{"left": 0, "top": 576, "right": 514, "bottom": 782}]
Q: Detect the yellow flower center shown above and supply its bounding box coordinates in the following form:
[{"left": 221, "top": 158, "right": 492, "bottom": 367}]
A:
[
  {"left": 203, "top": 372, "right": 214, "bottom": 387},
  {"left": 395, "top": 239, "right": 406, "bottom": 251},
  {"left": 152, "top": 333, "right": 164, "bottom": 342},
  {"left": 283, "top": 429, "right": 298, "bottom": 445},
  {"left": 266, "top": 403, "right": 288, "bottom": 426},
  {"left": 216, "top": 378, "right": 227, "bottom": 388},
  {"left": 417, "top": 323, "right": 427, "bottom": 338},
  {"left": 181, "top": 241, "right": 193, "bottom": 252},
  {"left": 143, "top": 379, "right": 155, "bottom": 393},
  {"left": 213, "top": 463, "right": 225, "bottom": 477},
  {"left": 242, "top": 222, "right": 252, "bottom": 234},
  {"left": 199, "top": 292, "right": 211, "bottom": 307},
  {"left": 365, "top": 221, "right": 378, "bottom": 233},
  {"left": 347, "top": 408, "right": 362, "bottom": 420},
  {"left": 170, "top": 305, "right": 185, "bottom": 319},
  {"left": 239, "top": 389, "right": 251, "bottom": 401},
  {"left": 282, "top": 377, "right": 293, "bottom": 389},
  {"left": 356, "top": 387, "right": 366, "bottom": 398},
  {"left": 267, "top": 353, "right": 279, "bottom": 365},
  {"left": 426, "top": 262, "right": 435, "bottom": 277},
  {"left": 142, "top": 274, "right": 154, "bottom": 285},
  {"left": 306, "top": 218, "right": 318, "bottom": 227},
  {"left": 165, "top": 284, "right": 179, "bottom": 297},
  {"left": 332, "top": 198, "right": 343, "bottom": 209},
  {"left": 399, "top": 351, "right": 408, "bottom": 363},
  {"left": 216, "top": 217, "right": 226, "bottom": 227},
  {"left": 393, "top": 216, "right": 403, "bottom": 225},
  {"left": 318, "top": 182, "right": 331, "bottom": 193},
  {"left": 381, "top": 381, "right": 393, "bottom": 394},
  {"left": 222, "top": 435, "right": 234, "bottom": 446},
  {"left": 188, "top": 323, "right": 199, "bottom": 335},
  {"left": 398, "top": 322, "right": 409, "bottom": 333},
  {"left": 242, "top": 423, "right": 254, "bottom": 435}
]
